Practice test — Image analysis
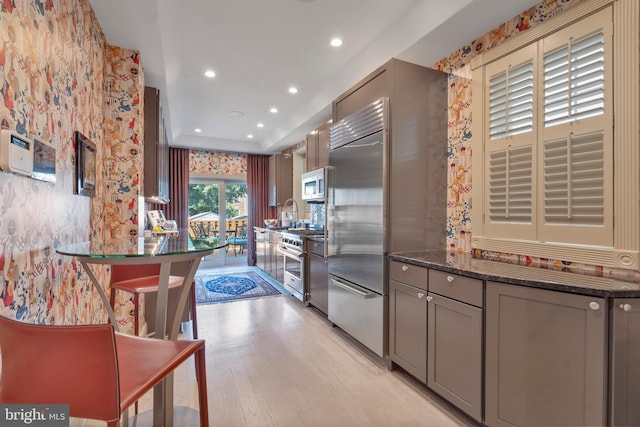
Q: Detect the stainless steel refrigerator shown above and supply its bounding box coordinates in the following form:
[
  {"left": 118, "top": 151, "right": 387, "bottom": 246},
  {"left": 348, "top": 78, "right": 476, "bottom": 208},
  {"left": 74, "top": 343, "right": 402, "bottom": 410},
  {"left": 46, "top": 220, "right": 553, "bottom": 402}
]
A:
[{"left": 327, "top": 97, "right": 388, "bottom": 357}]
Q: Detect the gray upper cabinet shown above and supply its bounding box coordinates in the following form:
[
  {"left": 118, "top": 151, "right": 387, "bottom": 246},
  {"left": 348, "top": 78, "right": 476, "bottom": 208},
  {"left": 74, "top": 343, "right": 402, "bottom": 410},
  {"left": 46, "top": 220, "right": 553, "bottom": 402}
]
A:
[
  {"left": 389, "top": 261, "right": 428, "bottom": 383},
  {"left": 268, "top": 153, "right": 292, "bottom": 206},
  {"left": 611, "top": 298, "right": 640, "bottom": 426},
  {"left": 485, "top": 281, "right": 607, "bottom": 427},
  {"left": 305, "top": 122, "right": 329, "bottom": 172},
  {"left": 143, "top": 86, "right": 169, "bottom": 203},
  {"left": 427, "top": 271, "right": 483, "bottom": 423}
]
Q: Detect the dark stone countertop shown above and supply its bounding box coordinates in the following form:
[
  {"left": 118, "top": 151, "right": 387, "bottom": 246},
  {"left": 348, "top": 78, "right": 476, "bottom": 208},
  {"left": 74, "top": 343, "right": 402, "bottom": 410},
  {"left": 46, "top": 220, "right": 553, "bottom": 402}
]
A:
[{"left": 390, "top": 250, "right": 640, "bottom": 298}]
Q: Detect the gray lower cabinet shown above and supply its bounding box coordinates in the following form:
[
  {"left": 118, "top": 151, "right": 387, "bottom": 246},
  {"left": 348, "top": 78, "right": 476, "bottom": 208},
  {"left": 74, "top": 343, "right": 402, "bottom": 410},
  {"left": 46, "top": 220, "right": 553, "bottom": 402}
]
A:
[
  {"left": 485, "top": 281, "right": 607, "bottom": 427},
  {"left": 271, "top": 232, "right": 283, "bottom": 283},
  {"left": 427, "top": 296, "right": 482, "bottom": 422},
  {"left": 254, "top": 228, "right": 268, "bottom": 272},
  {"left": 611, "top": 298, "right": 640, "bottom": 426},
  {"left": 427, "top": 270, "right": 483, "bottom": 422},
  {"left": 389, "top": 261, "right": 428, "bottom": 383}
]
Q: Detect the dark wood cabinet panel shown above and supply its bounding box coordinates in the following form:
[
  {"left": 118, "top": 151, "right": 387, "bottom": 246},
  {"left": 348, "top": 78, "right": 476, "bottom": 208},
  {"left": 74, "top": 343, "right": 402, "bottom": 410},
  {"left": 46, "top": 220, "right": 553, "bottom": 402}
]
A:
[
  {"left": 306, "top": 122, "right": 330, "bottom": 172},
  {"left": 485, "top": 281, "right": 606, "bottom": 427},
  {"left": 268, "top": 154, "right": 292, "bottom": 206},
  {"left": 143, "top": 86, "right": 169, "bottom": 203}
]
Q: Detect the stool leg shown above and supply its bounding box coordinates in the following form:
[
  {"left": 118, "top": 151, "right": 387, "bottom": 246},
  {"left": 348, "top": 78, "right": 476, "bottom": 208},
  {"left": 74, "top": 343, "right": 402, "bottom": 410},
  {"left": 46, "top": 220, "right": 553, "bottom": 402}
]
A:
[
  {"left": 109, "top": 287, "right": 117, "bottom": 312},
  {"left": 195, "top": 346, "right": 209, "bottom": 427},
  {"left": 133, "top": 292, "right": 140, "bottom": 415},
  {"left": 190, "top": 282, "right": 198, "bottom": 339}
]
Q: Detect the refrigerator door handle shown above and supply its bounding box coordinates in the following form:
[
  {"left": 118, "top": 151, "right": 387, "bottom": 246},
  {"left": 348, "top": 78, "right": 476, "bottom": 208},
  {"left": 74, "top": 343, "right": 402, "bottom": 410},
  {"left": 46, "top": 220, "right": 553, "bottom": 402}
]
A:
[{"left": 330, "top": 278, "right": 376, "bottom": 299}]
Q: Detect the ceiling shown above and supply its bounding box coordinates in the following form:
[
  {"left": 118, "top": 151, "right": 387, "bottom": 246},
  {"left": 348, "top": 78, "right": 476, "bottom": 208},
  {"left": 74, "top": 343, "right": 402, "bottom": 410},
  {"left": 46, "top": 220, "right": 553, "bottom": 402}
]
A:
[{"left": 88, "top": 0, "right": 538, "bottom": 154}]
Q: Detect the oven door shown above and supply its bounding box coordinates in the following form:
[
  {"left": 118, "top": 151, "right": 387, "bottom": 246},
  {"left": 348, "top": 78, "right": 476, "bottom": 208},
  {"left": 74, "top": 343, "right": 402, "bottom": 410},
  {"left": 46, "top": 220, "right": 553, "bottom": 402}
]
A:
[{"left": 279, "top": 245, "right": 306, "bottom": 302}]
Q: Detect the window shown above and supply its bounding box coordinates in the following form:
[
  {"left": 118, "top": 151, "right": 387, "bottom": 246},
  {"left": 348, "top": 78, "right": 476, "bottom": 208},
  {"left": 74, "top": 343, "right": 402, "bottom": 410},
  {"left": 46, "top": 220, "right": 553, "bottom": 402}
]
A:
[{"left": 472, "top": 0, "right": 639, "bottom": 269}]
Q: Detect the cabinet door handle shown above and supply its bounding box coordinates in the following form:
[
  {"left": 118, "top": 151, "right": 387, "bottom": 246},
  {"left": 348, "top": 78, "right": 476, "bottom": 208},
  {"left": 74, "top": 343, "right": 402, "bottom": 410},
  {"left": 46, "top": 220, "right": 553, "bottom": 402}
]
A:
[
  {"left": 620, "top": 303, "right": 633, "bottom": 312},
  {"left": 426, "top": 295, "right": 433, "bottom": 302},
  {"left": 402, "top": 265, "right": 409, "bottom": 271},
  {"left": 589, "top": 301, "right": 600, "bottom": 311},
  {"left": 417, "top": 292, "right": 424, "bottom": 299},
  {"left": 446, "top": 275, "right": 454, "bottom": 283}
]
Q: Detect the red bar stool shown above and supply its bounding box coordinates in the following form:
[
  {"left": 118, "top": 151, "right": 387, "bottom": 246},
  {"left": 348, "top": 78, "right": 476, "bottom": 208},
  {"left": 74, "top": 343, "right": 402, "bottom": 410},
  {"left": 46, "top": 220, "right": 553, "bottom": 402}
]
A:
[
  {"left": 109, "top": 264, "right": 199, "bottom": 338},
  {"left": 0, "top": 315, "right": 209, "bottom": 427},
  {"left": 109, "top": 264, "right": 199, "bottom": 415}
]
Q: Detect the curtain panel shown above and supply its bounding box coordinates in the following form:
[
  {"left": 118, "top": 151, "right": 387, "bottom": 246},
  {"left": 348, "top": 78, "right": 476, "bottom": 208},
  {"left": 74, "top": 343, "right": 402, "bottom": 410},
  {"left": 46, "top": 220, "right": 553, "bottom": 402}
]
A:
[{"left": 246, "top": 154, "right": 277, "bottom": 265}]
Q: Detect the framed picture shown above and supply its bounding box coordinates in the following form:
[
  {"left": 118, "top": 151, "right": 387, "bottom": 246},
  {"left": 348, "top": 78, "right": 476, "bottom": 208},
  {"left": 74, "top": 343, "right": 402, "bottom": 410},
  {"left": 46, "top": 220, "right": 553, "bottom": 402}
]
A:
[{"left": 74, "top": 131, "right": 96, "bottom": 197}]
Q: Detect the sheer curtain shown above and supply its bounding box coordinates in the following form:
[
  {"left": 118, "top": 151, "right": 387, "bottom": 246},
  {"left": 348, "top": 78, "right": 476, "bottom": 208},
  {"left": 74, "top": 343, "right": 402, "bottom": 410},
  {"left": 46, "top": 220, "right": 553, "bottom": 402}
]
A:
[
  {"left": 246, "top": 154, "right": 277, "bottom": 265},
  {"left": 150, "top": 147, "right": 190, "bottom": 229}
]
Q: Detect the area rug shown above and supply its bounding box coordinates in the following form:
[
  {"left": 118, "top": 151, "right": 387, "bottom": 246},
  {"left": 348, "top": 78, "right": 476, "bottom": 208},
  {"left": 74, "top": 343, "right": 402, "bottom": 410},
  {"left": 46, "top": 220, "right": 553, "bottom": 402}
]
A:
[{"left": 194, "top": 270, "right": 281, "bottom": 305}]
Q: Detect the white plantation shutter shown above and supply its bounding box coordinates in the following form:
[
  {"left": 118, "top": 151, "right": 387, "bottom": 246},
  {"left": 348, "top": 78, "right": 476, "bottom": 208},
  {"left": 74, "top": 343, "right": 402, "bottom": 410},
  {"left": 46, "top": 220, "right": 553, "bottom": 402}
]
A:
[
  {"left": 484, "top": 45, "right": 537, "bottom": 240},
  {"left": 476, "top": 6, "right": 615, "bottom": 253},
  {"left": 489, "top": 145, "right": 533, "bottom": 223},
  {"left": 543, "top": 30, "right": 605, "bottom": 127},
  {"left": 489, "top": 61, "right": 534, "bottom": 139},
  {"left": 543, "top": 131, "right": 604, "bottom": 225},
  {"left": 538, "top": 12, "right": 612, "bottom": 246}
]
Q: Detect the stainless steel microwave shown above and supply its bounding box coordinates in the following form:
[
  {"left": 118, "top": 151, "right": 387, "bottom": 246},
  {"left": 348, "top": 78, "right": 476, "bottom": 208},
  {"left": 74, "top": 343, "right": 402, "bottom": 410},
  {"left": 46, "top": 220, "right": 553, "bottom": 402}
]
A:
[{"left": 301, "top": 167, "right": 326, "bottom": 201}]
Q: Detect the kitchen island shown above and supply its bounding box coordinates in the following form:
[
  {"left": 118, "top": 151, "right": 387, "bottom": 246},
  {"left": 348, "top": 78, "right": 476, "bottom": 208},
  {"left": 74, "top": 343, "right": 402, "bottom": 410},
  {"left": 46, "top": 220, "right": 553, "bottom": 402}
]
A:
[{"left": 389, "top": 250, "right": 640, "bottom": 427}]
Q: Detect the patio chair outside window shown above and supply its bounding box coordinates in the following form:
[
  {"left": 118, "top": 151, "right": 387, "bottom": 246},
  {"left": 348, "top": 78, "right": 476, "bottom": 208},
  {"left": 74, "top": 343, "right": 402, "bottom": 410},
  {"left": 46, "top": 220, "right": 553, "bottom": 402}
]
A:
[{"left": 227, "top": 224, "right": 248, "bottom": 255}]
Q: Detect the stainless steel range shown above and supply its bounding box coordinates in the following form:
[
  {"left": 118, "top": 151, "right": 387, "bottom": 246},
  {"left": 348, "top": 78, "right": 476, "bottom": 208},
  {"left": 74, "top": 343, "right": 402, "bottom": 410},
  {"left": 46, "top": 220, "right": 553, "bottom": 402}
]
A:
[{"left": 278, "top": 232, "right": 306, "bottom": 301}]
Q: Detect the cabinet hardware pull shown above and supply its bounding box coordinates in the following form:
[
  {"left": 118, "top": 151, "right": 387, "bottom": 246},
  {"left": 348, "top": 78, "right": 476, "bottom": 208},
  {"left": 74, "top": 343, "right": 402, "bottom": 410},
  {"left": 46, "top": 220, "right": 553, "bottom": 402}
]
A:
[
  {"left": 620, "top": 303, "right": 633, "bottom": 312},
  {"left": 417, "top": 292, "right": 424, "bottom": 299},
  {"left": 402, "top": 265, "right": 408, "bottom": 271},
  {"left": 589, "top": 301, "right": 600, "bottom": 311},
  {"left": 426, "top": 295, "right": 433, "bottom": 302},
  {"left": 446, "top": 275, "right": 454, "bottom": 283}
]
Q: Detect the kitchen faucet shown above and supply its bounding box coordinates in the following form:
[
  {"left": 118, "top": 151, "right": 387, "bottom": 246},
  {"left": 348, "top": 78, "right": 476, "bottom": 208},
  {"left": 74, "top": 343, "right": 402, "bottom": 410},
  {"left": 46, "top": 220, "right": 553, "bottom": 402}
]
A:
[{"left": 282, "top": 198, "right": 298, "bottom": 227}]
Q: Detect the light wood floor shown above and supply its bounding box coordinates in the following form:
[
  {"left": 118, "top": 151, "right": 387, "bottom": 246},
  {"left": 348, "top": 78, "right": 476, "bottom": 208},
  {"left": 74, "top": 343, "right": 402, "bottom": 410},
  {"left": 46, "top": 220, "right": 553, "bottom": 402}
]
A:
[{"left": 72, "top": 268, "right": 474, "bottom": 427}]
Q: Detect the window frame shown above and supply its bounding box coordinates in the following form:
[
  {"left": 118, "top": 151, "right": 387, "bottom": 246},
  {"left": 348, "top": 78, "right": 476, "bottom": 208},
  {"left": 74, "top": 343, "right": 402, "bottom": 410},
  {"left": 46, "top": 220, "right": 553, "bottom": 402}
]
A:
[{"left": 471, "top": 0, "right": 640, "bottom": 270}]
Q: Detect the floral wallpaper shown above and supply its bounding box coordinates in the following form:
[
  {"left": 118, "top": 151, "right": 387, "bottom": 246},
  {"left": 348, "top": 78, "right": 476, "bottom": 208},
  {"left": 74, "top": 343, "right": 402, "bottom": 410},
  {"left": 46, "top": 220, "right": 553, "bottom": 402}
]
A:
[
  {"left": 435, "top": 0, "right": 586, "bottom": 254},
  {"left": 0, "top": 0, "right": 143, "bottom": 325},
  {"left": 103, "top": 45, "right": 144, "bottom": 245},
  {"left": 190, "top": 149, "right": 247, "bottom": 176},
  {"left": 435, "top": 0, "right": 640, "bottom": 280}
]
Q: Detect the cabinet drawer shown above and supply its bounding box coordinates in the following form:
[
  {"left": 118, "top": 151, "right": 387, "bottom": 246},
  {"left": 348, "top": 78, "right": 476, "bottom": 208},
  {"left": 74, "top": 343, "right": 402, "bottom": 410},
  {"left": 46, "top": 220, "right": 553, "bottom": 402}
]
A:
[
  {"left": 389, "top": 261, "right": 428, "bottom": 291},
  {"left": 306, "top": 239, "right": 325, "bottom": 257},
  {"left": 428, "top": 269, "right": 483, "bottom": 307}
]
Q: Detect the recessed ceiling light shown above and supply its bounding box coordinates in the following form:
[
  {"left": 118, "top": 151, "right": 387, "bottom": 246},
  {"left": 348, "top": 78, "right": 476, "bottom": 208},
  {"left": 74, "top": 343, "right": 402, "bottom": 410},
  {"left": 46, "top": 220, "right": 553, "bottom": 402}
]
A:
[
  {"left": 194, "top": 128, "right": 202, "bottom": 133},
  {"left": 288, "top": 87, "right": 298, "bottom": 94},
  {"left": 247, "top": 134, "right": 254, "bottom": 139},
  {"left": 204, "top": 70, "right": 216, "bottom": 78},
  {"left": 330, "top": 38, "right": 343, "bottom": 47},
  {"left": 228, "top": 111, "right": 244, "bottom": 117},
  {"left": 257, "top": 123, "right": 264, "bottom": 128},
  {"left": 270, "top": 107, "right": 278, "bottom": 114}
]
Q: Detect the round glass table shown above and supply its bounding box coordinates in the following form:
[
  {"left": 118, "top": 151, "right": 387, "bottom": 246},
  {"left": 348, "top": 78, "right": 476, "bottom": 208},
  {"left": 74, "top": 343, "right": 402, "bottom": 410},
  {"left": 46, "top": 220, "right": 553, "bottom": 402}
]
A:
[{"left": 57, "top": 233, "right": 223, "bottom": 427}]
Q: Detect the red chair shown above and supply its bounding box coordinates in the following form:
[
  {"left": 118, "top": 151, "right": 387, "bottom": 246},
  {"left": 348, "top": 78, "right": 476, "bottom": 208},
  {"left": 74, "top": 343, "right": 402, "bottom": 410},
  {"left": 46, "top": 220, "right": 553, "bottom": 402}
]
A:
[
  {"left": 0, "top": 315, "right": 209, "bottom": 427},
  {"left": 109, "top": 264, "right": 200, "bottom": 415},
  {"left": 109, "top": 264, "right": 199, "bottom": 339}
]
